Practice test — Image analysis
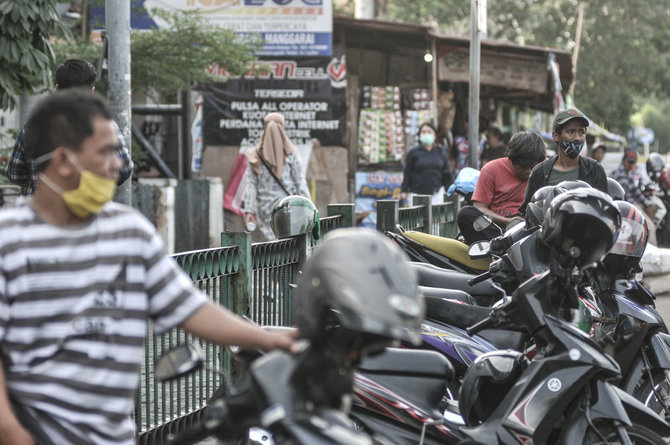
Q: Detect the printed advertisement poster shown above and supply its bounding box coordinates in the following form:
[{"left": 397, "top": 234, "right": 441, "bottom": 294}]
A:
[
  {"left": 142, "top": 0, "right": 333, "bottom": 56},
  {"left": 355, "top": 171, "right": 403, "bottom": 228},
  {"left": 202, "top": 54, "right": 346, "bottom": 148}
]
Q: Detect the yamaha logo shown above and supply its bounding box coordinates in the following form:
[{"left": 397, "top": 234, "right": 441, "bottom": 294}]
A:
[{"left": 547, "top": 378, "right": 562, "bottom": 392}]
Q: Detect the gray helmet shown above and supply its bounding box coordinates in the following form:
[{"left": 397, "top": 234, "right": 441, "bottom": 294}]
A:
[
  {"left": 270, "top": 195, "right": 320, "bottom": 240},
  {"left": 541, "top": 188, "right": 621, "bottom": 270},
  {"left": 526, "top": 186, "right": 560, "bottom": 228},
  {"left": 293, "top": 228, "right": 424, "bottom": 349},
  {"left": 555, "top": 179, "right": 591, "bottom": 192},
  {"left": 647, "top": 153, "right": 665, "bottom": 177},
  {"left": 607, "top": 177, "right": 626, "bottom": 201}
]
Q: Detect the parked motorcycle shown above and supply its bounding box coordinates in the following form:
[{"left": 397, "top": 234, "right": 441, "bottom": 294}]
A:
[
  {"left": 645, "top": 153, "right": 670, "bottom": 247},
  {"left": 153, "top": 228, "right": 426, "bottom": 444},
  {"left": 351, "top": 188, "right": 670, "bottom": 444}
]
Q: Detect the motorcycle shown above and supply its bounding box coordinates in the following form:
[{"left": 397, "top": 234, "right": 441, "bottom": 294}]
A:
[{"left": 352, "top": 268, "right": 670, "bottom": 444}]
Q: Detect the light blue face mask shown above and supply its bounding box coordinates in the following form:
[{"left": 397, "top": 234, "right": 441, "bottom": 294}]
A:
[{"left": 420, "top": 134, "right": 435, "bottom": 146}]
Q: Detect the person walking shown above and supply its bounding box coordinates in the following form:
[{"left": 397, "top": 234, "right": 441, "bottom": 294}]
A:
[
  {"left": 0, "top": 91, "right": 296, "bottom": 445},
  {"left": 520, "top": 108, "right": 607, "bottom": 214},
  {"left": 400, "top": 122, "right": 452, "bottom": 205},
  {"left": 457, "top": 131, "right": 545, "bottom": 244},
  {"left": 242, "top": 112, "right": 311, "bottom": 241},
  {"left": 6, "top": 59, "right": 133, "bottom": 195}
]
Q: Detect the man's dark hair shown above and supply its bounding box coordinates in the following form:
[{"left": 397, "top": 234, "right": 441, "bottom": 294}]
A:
[
  {"left": 55, "top": 59, "right": 97, "bottom": 90},
  {"left": 488, "top": 127, "right": 503, "bottom": 140},
  {"left": 24, "top": 90, "right": 112, "bottom": 171},
  {"left": 506, "top": 131, "right": 546, "bottom": 168}
]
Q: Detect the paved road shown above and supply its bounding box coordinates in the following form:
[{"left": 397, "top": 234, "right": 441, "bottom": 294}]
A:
[{"left": 654, "top": 291, "right": 670, "bottom": 322}]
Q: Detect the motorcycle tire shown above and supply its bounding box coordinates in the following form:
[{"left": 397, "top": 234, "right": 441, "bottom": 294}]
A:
[
  {"left": 633, "top": 370, "right": 670, "bottom": 422},
  {"left": 582, "top": 422, "right": 665, "bottom": 444}
]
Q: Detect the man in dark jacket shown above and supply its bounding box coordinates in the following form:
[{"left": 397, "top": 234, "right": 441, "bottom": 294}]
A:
[{"left": 519, "top": 108, "right": 607, "bottom": 214}]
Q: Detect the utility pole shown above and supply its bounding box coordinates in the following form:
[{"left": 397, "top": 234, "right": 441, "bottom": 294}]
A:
[
  {"left": 106, "top": 0, "right": 132, "bottom": 205},
  {"left": 468, "top": 0, "right": 486, "bottom": 169}
]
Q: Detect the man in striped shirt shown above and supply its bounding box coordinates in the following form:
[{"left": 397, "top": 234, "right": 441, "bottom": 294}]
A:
[{"left": 0, "top": 91, "right": 296, "bottom": 444}]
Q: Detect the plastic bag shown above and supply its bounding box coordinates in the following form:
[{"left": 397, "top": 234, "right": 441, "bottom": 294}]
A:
[{"left": 447, "top": 167, "right": 480, "bottom": 196}]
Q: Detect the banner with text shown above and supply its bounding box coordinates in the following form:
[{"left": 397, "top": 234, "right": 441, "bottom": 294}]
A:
[
  {"left": 143, "top": 0, "right": 333, "bottom": 56},
  {"left": 202, "top": 55, "right": 346, "bottom": 148}
]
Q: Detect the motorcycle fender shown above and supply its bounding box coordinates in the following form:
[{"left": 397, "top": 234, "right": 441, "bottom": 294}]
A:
[
  {"left": 619, "top": 354, "right": 646, "bottom": 395},
  {"left": 649, "top": 332, "right": 670, "bottom": 369},
  {"left": 611, "top": 384, "right": 670, "bottom": 436},
  {"left": 559, "top": 381, "right": 632, "bottom": 444}
]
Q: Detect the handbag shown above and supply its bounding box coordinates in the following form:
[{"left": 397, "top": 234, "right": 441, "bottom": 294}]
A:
[{"left": 258, "top": 154, "right": 291, "bottom": 196}]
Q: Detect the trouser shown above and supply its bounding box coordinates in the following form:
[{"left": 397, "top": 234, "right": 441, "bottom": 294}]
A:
[
  {"left": 457, "top": 205, "right": 503, "bottom": 245},
  {"left": 637, "top": 202, "right": 658, "bottom": 246}
]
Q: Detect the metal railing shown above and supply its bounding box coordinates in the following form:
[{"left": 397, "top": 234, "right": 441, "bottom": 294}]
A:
[{"left": 136, "top": 199, "right": 458, "bottom": 443}]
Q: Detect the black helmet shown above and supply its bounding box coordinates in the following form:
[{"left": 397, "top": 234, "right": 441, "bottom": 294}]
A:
[
  {"left": 459, "top": 350, "right": 526, "bottom": 426},
  {"left": 602, "top": 201, "right": 649, "bottom": 278},
  {"left": 293, "top": 228, "right": 424, "bottom": 349},
  {"left": 647, "top": 153, "right": 665, "bottom": 181},
  {"left": 541, "top": 188, "right": 621, "bottom": 270},
  {"left": 270, "top": 195, "right": 320, "bottom": 240},
  {"left": 607, "top": 177, "right": 626, "bottom": 201},
  {"left": 555, "top": 179, "right": 591, "bottom": 192},
  {"left": 526, "top": 186, "right": 559, "bottom": 228}
]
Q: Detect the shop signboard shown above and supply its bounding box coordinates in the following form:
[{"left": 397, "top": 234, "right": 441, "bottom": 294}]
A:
[
  {"left": 438, "top": 47, "right": 548, "bottom": 94},
  {"left": 141, "top": 0, "right": 333, "bottom": 56},
  {"left": 202, "top": 55, "right": 346, "bottom": 148}
]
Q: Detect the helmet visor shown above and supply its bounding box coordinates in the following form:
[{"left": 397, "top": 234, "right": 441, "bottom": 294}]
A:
[{"left": 610, "top": 216, "right": 648, "bottom": 257}]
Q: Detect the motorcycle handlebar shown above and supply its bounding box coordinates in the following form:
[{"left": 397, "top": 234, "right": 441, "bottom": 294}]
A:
[{"left": 468, "top": 270, "right": 492, "bottom": 286}]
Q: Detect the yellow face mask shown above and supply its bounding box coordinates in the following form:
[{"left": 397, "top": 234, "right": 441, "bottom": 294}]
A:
[{"left": 38, "top": 152, "right": 117, "bottom": 219}]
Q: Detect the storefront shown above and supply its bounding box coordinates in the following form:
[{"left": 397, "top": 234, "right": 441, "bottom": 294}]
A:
[{"left": 333, "top": 16, "right": 573, "bottom": 225}]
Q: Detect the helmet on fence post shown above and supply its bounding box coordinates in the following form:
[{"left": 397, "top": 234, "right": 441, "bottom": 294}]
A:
[
  {"left": 293, "top": 228, "right": 424, "bottom": 353},
  {"left": 602, "top": 200, "right": 649, "bottom": 278},
  {"left": 541, "top": 188, "right": 621, "bottom": 270},
  {"left": 270, "top": 195, "right": 320, "bottom": 240}
]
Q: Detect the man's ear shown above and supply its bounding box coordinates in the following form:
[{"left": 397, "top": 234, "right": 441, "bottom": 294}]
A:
[{"left": 50, "top": 146, "right": 76, "bottom": 176}]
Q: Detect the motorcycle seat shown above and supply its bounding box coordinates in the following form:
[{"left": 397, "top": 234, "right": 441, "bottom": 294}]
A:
[
  {"left": 409, "top": 262, "right": 504, "bottom": 303},
  {"left": 425, "top": 298, "right": 527, "bottom": 351},
  {"left": 404, "top": 230, "right": 490, "bottom": 272},
  {"left": 421, "top": 286, "right": 476, "bottom": 305},
  {"left": 359, "top": 347, "right": 454, "bottom": 381}
]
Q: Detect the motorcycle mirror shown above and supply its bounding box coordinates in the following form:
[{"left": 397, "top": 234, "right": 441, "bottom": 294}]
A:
[
  {"left": 155, "top": 344, "right": 203, "bottom": 381},
  {"left": 473, "top": 215, "right": 494, "bottom": 232},
  {"left": 469, "top": 241, "right": 491, "bottom": 258}
]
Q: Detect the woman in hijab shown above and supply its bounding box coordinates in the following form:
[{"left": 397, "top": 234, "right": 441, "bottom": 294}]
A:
[{"left": 242, "top": 112, "right": 311, "bottom": 240}]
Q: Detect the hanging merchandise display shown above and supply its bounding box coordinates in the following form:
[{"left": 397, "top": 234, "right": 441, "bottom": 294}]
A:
[
  {"left": 403, "top": 88, "right": 434, "bottom": 149},
  {"left": 357, "top": 86, "right": 434, "bottom": 166},
  {"left": 358, "top": 86, "right": 404, "bottom": 164}
]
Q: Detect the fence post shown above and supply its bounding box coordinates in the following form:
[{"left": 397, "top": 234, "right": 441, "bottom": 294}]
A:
[
  {"left": 220, "top": 232, "right": 251, "bottom": 317},
  {"left": 327, "top": 203, "right": 356, "bottom": 227},
  {"left": 413, "top": 195, "right": 432, "bottom": 234},
  {"left": 376, "top": 200, "right": 399, "bottom": 233}
]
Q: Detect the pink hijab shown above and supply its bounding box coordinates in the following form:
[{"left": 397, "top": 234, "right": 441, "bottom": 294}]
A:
[{"left": 246, "top": 112, "right": 297, "bottom": 177}]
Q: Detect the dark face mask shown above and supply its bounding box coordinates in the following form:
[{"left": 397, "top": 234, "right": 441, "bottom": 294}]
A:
[{"left": 559, "top": 140, "right": 584, "bottom": 159}]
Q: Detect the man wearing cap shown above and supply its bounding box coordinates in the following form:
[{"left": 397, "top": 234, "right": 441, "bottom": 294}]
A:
[
  {"left": 519, "top": 108, "right": 608, "bottom": 213},
  {"left": 611, "top": 150, "right": 659, "bottom": 245}
]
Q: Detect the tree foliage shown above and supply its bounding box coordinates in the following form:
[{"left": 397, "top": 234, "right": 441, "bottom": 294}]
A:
[
  {"left": 0, "top": 0, "right": 71, "bottom": 109},
  {"left": 128, "top": 9, "right": 260, "bottom": 100},
  {"left": 372, "top": 0, "right": 670, "bottom": 133}
]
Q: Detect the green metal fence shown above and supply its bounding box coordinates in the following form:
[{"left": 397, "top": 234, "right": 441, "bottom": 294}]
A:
[{"left": 135, "top": 199, "right": 458, "bottom": 444}]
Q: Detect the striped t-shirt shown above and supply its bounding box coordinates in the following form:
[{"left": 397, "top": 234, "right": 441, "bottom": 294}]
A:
[{"left": 0, "top": 200, "right": 208, "bottom": 444}]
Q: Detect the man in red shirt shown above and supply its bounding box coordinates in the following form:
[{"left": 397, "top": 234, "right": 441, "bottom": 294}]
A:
[{"left": 457, "top": 131, "right": 546, "bottom": 244}]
